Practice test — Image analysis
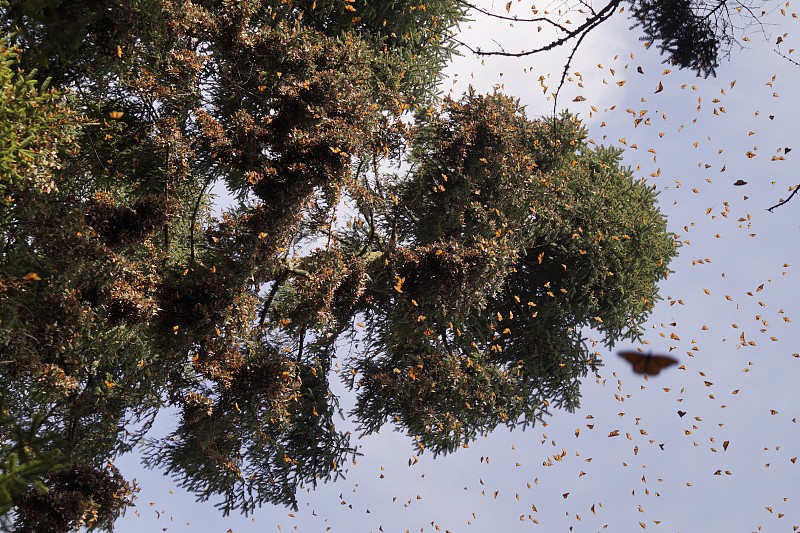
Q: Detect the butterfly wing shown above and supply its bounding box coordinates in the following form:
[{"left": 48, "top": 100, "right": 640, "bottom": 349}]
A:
[
  {"left": 618, "top": 351, "right": 647, "bottom": 374},
  {"left": 618, "top": 351, "right": 678, "bottom": 376},
  {"left": 644, "top": 354, "right": 679, "bottom": 375}
]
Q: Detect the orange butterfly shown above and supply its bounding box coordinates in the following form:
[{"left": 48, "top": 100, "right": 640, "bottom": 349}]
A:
[{"left": 618, "top": 350, "right": 678, "bottom": 376}]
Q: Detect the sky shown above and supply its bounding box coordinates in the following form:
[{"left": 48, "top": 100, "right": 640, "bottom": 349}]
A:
[{"left": 113, "top": 2, "right": 800, "bottom": 531}]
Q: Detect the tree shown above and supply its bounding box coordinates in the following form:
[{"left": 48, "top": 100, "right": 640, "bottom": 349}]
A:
[
  {"left": 1, "top": 1, "right": 676, "bottom": 530},
  {"left": 0, "top": 31, "right": 140, "bottom": 532}
]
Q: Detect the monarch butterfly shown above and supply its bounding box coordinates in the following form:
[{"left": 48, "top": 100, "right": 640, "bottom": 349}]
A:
[
  {"left": 618, "top": 350, "right": 678, "bottom": 376},
  {"left": 109, "top": 110, "right": 124, "bottom": 119}
]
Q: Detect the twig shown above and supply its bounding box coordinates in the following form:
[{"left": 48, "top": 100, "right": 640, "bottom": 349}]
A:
[
  {"left": 775, "top": 48, "right": 800, "bottom": 67},
  {"left": 767, "top": 184, "right": 800, "bottom": 212},
  {"left": 454, "top": 0, "right": 568, "bottom": 31},
  {"left": 552, "top": 17, "right": 594, "bottom": 115}
]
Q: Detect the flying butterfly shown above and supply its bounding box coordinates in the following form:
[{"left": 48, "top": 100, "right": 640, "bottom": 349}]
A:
[{"left": 618, "top": 350, "right": 678, "bottom": 376}]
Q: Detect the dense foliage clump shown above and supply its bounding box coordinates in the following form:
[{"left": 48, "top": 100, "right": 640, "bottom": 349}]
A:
[
  {"left": 628, "top": 0, "right": 726, "bottom": 77},
  {"left": 1, "top": 1, "right": 677, "bottom": 529}
]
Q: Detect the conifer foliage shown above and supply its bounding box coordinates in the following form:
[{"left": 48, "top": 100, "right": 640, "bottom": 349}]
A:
[
  {"left": 628, "top": 0, "right": 730, "bottom": 77},
  {"left": 1, "top": 0, "right": 675, "bottom": 529}
]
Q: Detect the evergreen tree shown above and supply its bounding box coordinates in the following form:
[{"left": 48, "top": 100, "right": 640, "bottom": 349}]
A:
[
  {"left": 1, "top": 1, "right": 676, "bottom": 530},
  {"left": 627, "top": 0, "right": 731, "bottom": 77}
]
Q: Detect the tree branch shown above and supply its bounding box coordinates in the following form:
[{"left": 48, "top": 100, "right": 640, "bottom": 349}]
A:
[
  {"left": 452, "top": 0, "right": 621, "bottom": 58},
  {"left": 454, "top": 0, "right": 568, "bottom": 32},
  {"left": 190, "top": 173, "right": 215, "bottom": 263},
  {"left": 552, "top": 16, "right": 594, "bottom": 114},
  {"left": 257, "top": 259, "right": 313, "bottom": 328},
  {"left": 767, "top": 184, "right": 800, "bottom": 212},
  {"left": 775, "top": 47, "right": 800, "bottom": 68}
]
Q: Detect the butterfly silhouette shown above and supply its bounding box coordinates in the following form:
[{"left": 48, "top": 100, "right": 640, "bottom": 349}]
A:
[{"left": 618, "top": 350, "right": 678, "bottom": 376}]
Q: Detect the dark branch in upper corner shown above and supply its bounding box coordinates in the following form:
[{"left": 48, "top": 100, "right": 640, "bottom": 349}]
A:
[
  {"left": 451, "top": 0, "right": 622, "bottom": 108},
  {"left": 454, "top": 0, "right": 569, "bottom": 32},
  {"left": 552, "top": 7, "right": 613, "bottom": 114},
  {"left": 452, "top": 0, "right": 622, "bottom": 58}
]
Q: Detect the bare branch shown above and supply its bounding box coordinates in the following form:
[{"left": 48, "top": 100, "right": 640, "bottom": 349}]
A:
[
  {"left": 552, "top": 12, "right": 598, "bottom": 113},
  {"left": 453, "top": 0, "right": 622, "bottom": 58},
  {"left": 767, "top": 185, "right": 800, "bottom": 212},
  {"left": 775, "top": 48, "right": 800, "bottom": 67},
  {"left": 455, "top": 0, "right": 568, "bottom": 32},
  {"left": 577, "top": 0, "right": 597, "bottom": 17}
]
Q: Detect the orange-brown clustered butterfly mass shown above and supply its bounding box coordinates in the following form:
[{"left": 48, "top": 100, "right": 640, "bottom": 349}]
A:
[{"left": 618, "top": 351, "right": 679, "bottom": 376}]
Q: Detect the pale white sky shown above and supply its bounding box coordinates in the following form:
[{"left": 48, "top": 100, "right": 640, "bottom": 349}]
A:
[{"left": 114, "top": 2, "right": 800, "bottom": 531}]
